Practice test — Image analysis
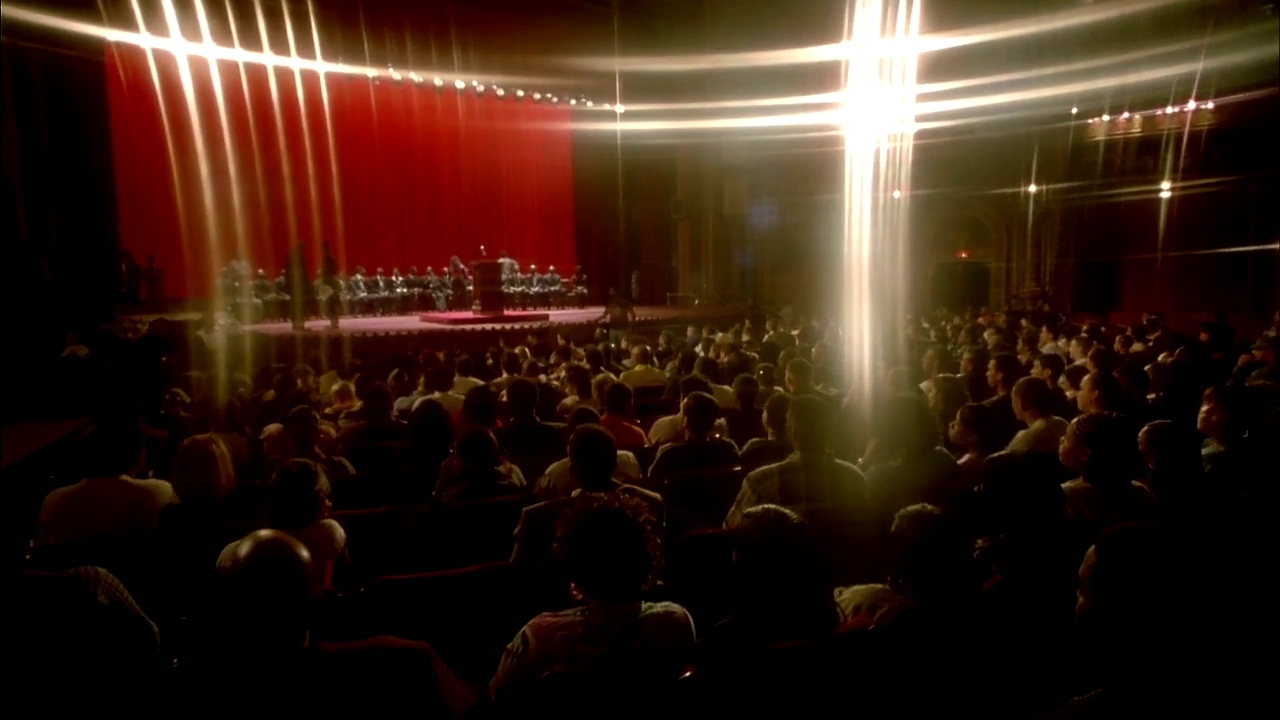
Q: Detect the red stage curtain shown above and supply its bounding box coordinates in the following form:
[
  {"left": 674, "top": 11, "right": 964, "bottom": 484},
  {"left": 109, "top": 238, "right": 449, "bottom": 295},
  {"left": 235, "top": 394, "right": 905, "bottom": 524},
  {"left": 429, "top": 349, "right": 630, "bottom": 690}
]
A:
[{"left": 104, "top": 44, "right": 575, "bottom": 300}]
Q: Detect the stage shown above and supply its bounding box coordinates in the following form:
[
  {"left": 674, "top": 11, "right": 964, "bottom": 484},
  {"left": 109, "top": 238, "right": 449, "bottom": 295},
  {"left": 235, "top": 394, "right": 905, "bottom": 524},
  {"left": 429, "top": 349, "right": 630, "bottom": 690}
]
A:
[{"left": 240, "top": 305, "right": 739, "bottom": 340}]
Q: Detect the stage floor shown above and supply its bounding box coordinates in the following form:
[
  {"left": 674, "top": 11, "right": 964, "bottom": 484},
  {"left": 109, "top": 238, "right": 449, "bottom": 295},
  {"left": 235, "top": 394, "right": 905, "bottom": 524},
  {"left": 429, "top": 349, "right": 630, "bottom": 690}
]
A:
[{"left": 241, "top": 305, "right": 735, "bottom": 338}]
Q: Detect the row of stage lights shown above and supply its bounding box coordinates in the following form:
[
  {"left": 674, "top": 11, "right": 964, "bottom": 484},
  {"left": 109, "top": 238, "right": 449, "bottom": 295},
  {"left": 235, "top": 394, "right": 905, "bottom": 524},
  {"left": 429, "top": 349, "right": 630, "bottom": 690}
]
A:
[
  {"left": 366, "top": 67, "right": 626, "bottom": 114},
  {"left": 1069, "top": 99, "right": 1215, "bottom": 124},
  {"left": 1022, "top": 179, "right": 1175, "bottom": 199}
]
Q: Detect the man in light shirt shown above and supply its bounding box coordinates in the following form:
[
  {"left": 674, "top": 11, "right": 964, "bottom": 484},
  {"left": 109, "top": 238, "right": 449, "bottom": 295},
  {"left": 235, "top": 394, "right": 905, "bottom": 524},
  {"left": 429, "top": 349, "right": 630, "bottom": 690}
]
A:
[
  {"left": 618, "top": 346, "right": 668, "bottom": 389},
  {"left": 413, "top": 366, "right": 465, "bottom": 416},
  {"left": 648, "top": 374, "right": 728, "bottom": 446},
  {"left": 1007, "top": 376, "right": 1069, "bottom": 454},
  {"left": 451, "top": 355, "right": 485, "bottom": 395}
]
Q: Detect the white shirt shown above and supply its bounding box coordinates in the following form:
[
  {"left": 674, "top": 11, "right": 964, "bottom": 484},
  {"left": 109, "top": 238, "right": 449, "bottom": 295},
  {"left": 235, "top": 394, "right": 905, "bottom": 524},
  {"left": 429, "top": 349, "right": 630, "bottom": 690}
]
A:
[
  {"left": 647, "top": 414, "right": 729, "bottom": 447},
  {"left": 452, "top": 376, "right": 485, "bottom": 395},
  {"left": 37, "top": 475, "right": 177, "bottom": 546},
  {"left": 414, "top": 391, "right": 464, "bottom": 415},
  {"left": 618, "top": 364, "right": 668, "bottom": 389},
  {"left": 1007, "top": 416, "right": 1069, "bottom": 454},
  {"left": 532, "top": 451, "right": 642, "bottom": 500}
]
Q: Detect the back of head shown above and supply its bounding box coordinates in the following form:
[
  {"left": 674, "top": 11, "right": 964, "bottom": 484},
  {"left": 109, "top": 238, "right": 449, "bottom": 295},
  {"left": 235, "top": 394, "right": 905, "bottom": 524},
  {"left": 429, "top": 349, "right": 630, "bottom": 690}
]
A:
[
  {"left": 732, "top": 374, "right": 760, "bottom": 408},
  {"left": 1079, "top": 524, "right": 1176, "bottom": 645},
  {"left": 431, "top": 365, "right": 456, "bottom": 394},
  {"left": 171, "top": 434, "right": 235, "bottom": 503},
  {"left": 456, "top": 355, "right": 476, "bottom": 378},
  {"left": 1037, "top": 352, "right": 1066, "bottom": 379},
  {"left": 408, "top": 399, "right": 454, "bottom": 454},
  {"left": 678, "top": 373, "right": 714, "bottom": 401},
  {"left": 555, "top": 500, "right": 653, "bottom": 604},
  {"left": 992, "top": 353, "right": 1024, "bottom": 391},
  {"left": 564, "top": 363, "right": 593, "bottom": 397},
  {"left": 1012, "top": 376, "right": 1054, "bottom": 417},
  {"left": 361, "top": 382, "right": 395, "bottom": 420},
  {"left": 785, "top": 357, "right": 814, "bottom": 390},
  {"left": 631, "top": 345, "right": 654, "bottom": 367},
  {"left": 1088, "top": 345, "right": 1119, "bottom": 375},
  {"left": 216, "top": 529, "right": 315, "bottom": 652},
  {"left": 695, "top": 355, "right": 721, "bottom": 384},
  {"left": 763, "top": 392, "right": 792, "bottom": 436},
  {"left": 979, "top": 452, "right": 1069, "bottom": 536},
  {"left": 584, "top": 346, "right": 606, "bottom": 370},
  {"left": 566, "top": 405, "right": 603, "bottom": 433},
  {"left": 78, "top": 421, "right": 144, "bottom": 478},
  {"left": 568, "top": 424, "right": 618, "bottom": 489},
  {"left": 603, "top": 380, "right": 634, "bottom": 416},
  {"left": 501, "top": 351, "right": 523, "bottom": 376},
  {"left": 889, "top": 503, "right": 971, "bottom": 601},
  {"left": 681, "top": 391, "right": 721, "bottom": 437},
  {"left": 1072, "top": 412, "right": 1141, "bottom": 486},
  {"left": 787, "top": 394, "right": 832, "bottom": 452},
  {"left": 878, "top": 394, "right": 937, "bottom": 456},
  {"left": 266, "top": 459, "right": 330, "bottom": 529},
  {"left": 461, "top": 386, "right": 499, "bottom": 429},
  {"left": 734, "top": 505, "right": 834, "bottom": 626},
  {"left": 456, "top": 427, "right": 500, "bottom": 470},
  {"left": 506, "top": 377, "right": 540, "bottom": 418},
  {"left": 285, "top": 405, "right": 322, "bottom": 447}
]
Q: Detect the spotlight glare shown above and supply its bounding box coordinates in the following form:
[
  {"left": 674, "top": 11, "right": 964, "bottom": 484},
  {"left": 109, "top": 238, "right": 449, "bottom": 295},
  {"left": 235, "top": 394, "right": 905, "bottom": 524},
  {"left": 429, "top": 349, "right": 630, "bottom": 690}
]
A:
[
  {"left": 453, "top": 79, "right": 466, "bottom": 90},
  {"left": 1027, "top": 183, "right": 1038, "bottom": 193},
  {"left": 1159, "top": 190, "right": 1172, "bottom": 199},
  {"left": 495, "top": 87, "right": 505, "bottom": 97},
  {"left": 365, "top": 69, "right": 377, "bottom": 79},
  {"left": 1101, "top": 114, "right": 1110, "bottom": 121},
  {"left": 1165, "top": 105, "right": 1174, "bottom": 113},
  {"left": 585, "top": 101, "right": 593, "bottom": 107},
  {"left": 476, "top": 84, "right": 485, "bottom": 94},
  {"left": 433, "top": 77, "right": 444, "bottom": 87},
  {"left": 532, "top": 92, "right": 542, "bottom": 101},
  {"left": 1121, "top": 111, "right": 1130, "bottom": 118},
  {"left": 1160, "top": 180, "right": 1171, "bottom": 191},
  {"left": 1186, "top": 100, "right": 1197, "bottom": 110},
  {"left": 1070, "top": 106, "right": 1078, "bottom": 114},
  {"left": 569, "top": 98, "right": 576, "bottom": 106},
  {"left": 614, "top": 103, "right": 626, "bottom": 114},
  {"left": 516, "top": 89, "right": 525, "bottom": 98},
  {"left": 892, "top": 189, "right": 901, "bottom": 199},
  {"left": 1206, "top": 100, "right": 1215, "bottom": 109}
]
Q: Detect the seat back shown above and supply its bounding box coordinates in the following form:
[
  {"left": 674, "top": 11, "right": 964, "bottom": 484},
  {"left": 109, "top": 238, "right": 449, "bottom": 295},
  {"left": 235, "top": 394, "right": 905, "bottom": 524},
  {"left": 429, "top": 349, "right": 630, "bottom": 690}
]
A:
[
  {"left": 330, "top": 506, "right": 417, "bottom": 581},
  {"left": 342, "top": 442, "right": 410, "bottom": 475},
  {"left": 359, "top": 561, "right": 520, "bottom": 682},
  {"left": 661, "top": 527, "right": 737, "bottom": 629},
  {"left": 422, "top": 493, "right": 531, "bottom": 569},
  {"left": 661, "top": 466, "right": 746, "bottom": 537}
]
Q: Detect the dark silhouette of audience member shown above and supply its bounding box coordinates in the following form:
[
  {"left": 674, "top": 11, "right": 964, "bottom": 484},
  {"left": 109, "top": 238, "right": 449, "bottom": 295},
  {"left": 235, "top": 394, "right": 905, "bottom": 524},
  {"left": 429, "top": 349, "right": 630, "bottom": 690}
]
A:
[
  {"left": 36, "top": 422, "right": 177, "bottom": 547},
  {"left": 491, "top": 502, "right": 695, "bottom": 707},
  {"left": 238, "top": 459, "right": 348, "bottom": 589},
  {"left": 724, "top": 374, "right": 766, "bottom": 449},
  {"left": 599, "top": 381, "right": 650, "bottom": 450},
  {"left": 922, "top": 373, "right": 967, "bottom": 451},
  {"left": 1058, "top": 412, "right": 1158, "bottom": 544},
  {"left": 269, "top": 406, "right": 356, "bottom": 486},
  {"left": 1031, "top": 351, "right": 1076, "bottom": 420},
  {"left": 726, "top": 394, "right": 865, "bottom": 526},
  {"left": 1076, "top": 371, "right": 1123, "bottom": 415},
  {"left": 648, "top": 391, "right": 741, "bottom": 484},
  {"left": 649, "top": 374, "right": 727, "bottom": 445},
  {"left": 982, "top": 352, "right": 1025, "bottom": 448},
  {"left": 433, "top": 427, "right": 526, "bottom": 505},
  {"left": 740, "top": 392, "right": 794, "bottom": 471},
  {"left": 496, "top": 378, "right": 566, "bottom": 465},
  {"left": 198, "top": 529, "right": 473, "bottom": 713},
  {"left": 708, "top": 505, "right": 838, "bottom": 649},
  {"left": 513, "top": 424, "right": 663, "bottom": 579},
  {"left": 960, "top": 346, "right": 993, "bottom": 403},
  {"left": 862, "top": 394, "right": 957, "bottom": 522},
  {"left": 534, "top": 407, "right": 644, "bottom": 498},
  {"left": 336, "top": 382, "right": 409, "bottom": 454},
  {"left": 1196, "top": 384, "right": 1260, "bottom": 503},
  {"left": 1008, "top": 376, "right": 1069, "bottom": 454},
  {"left": 1136, "top": 419, "right": 1202, "bottom": 526}
]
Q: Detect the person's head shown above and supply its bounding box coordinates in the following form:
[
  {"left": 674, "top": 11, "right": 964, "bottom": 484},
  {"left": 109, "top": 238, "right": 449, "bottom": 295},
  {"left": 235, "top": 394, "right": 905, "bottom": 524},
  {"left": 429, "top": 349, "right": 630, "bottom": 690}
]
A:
[
  {"left": 584, "top": 346, "right": 606, "bottom": 372},
  {"left": 630, "top": 345, "right": 654, "bottom": 368},
  {"left": 566, "top": 405, "right": 603, "bottom": 433},
  {"left": 949, "top": 402, "right": 1002, "bottom": 454},
  {"left": 675, "top": 348, "right": 699, "bottom": 376},
  {"left": 563, "top": 363, "right": 593, "bottom": 400},
  {"left": 986, "top": 353, "right": 1024, "bottom": 394},
  {"left": 923, "top": 374, "right": 967, "bottom": 422},
  {"left": 678, "top": 374, "right": 714, "bottom": 402},
  {"left": 329, "top": 380, "right": 357, "bottom": 408},
  {"left": 1060, "top": 363, "right": 1089, "bottom": 396},
  {"left": 455, "top": 355, "right": 476, "bottom": 379},
  {"left": 78, "top": 421, "right": 145, "bottom": 478},
  {"left": 787, "top": 394, "right": 833, "bottom": 453},
  {"left": 785, "top": 358, "right": 814, "bottom": 394},
  {"left": 732, "top": 505, "right": 835, "bottom": 630},
  {"left": 1059, "top": 412, "right": 1140, "bottom": 485},
  {"left": 1077, "top": 525, "right": 1176, "bottom": 654},
  {"left": 1038, "top": 323, "right": 1058, "bottom": 348},
  {"left": 428, "top": 365, "right": 456, "bottom": 395},
  {"left": 460, "top": 386, "right": 499, "bottom": 430},
  {"left": 568, "top": 424, "right": 618, "bottom": 491},
  {"left": 455, "top": 427, "right": 501, "bottom": 470},
  {"left": 878, "top": 394, "right": 939, "bottom": 456},
  {"left": 732, "top": 374, "right": 760, "bottom": 410},
  {"left": 266, "top": 459, "right": 331, "bottom": 529},
  {"left": 1032, "top": 352, "right": 1065, "bottom": 384},
  {"left": 603, "top": 380, "right": 634, "bottom": 418},
  {"left": 1113, "top": 334, "right": 1135, "bottom": 355},
  {"left": 756, "top": 362, "right": 777, "bottom": 390},
  {"left": 361, "top": 382, "right": 395, "bottom": 420},
  {"left": 888, "top": 504, "right": 971, "bottom": 602},
  {"left": 1137, "top": 419, "right": 1202, "bottom": 473},
  {"left": 680, "top": 391, "right": 721, "bottom": 439},
  {"left": 1016, "top": 330, "right": 1039, "bottom": 357},
  {"left": 592, "top": 375, "right": 616, "bottom": 405},
  {"left": 216, "top": 529, "right": 315, "bottom": 652},
  {"left": 695, "top": 356, "right": 721, "bottom": 384},
  {"left": 1077, "top": 371, "right": 1122, "bottom": 414},
  {"left": 171, "top": 434, "right": 235, "bottom": 504},
  {"left": 1011, "top": 376, "right": 1055, "bottom": 423},
  {"left": 1069, "top": 335, "right": 1094, "bottom": 362},
  {"left": 960, "top": 347, "right": 989, "bottom": 378},
  {"left": 555, "top": 500, "right": 653, "bottom": 604},
  {"left": 506, "top": 378, "right": 540, "bottom": 419},
  {"left": 762, "top": 392, "right": 792, "bottom": 440},
  {"left": 658, "top": 331, "right": 673, "bottom": 350},
  {"left": 1087, "top": 346, "right": 1118, "bottom": 376},
  {"left": 500, "top": 351, "right": 523, "bottom": 377},
  {"left": 407, "top": 399, "right": 454, "bottom": 456},
  {"left": 521, "top": 358, "right": 543, "bottom": 379},
  {"left": 921, "top": 345, "right": 946, "bottom": 378},
  {"left": 1197, "top": 385, "right": 1247, "bottom": 443},
  {"left": 284, "top": 405, "right": 324, "bottom": 454}
]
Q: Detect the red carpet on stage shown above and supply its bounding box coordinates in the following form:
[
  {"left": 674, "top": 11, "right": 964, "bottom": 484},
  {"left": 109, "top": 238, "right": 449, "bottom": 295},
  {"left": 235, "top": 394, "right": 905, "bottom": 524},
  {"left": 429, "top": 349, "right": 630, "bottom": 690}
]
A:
[{"left": 418, "top": 310, "right": 551, "bottom": 325}]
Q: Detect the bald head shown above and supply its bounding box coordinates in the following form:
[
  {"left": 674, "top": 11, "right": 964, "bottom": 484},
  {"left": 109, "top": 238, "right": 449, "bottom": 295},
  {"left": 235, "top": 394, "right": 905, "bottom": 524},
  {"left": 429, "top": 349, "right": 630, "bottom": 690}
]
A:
[{"left": 216, "top": 529, "right": 315, "bottom": 651}]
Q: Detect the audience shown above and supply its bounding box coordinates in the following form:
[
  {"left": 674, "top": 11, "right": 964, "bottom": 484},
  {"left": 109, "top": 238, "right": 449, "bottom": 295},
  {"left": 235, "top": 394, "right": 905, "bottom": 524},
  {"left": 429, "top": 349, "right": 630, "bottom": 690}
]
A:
[
  {"left": 534, "top": 407, "right": 643, "bottom": 498},
  {"left": 648, "top": 374, "right": 728, "bottom": 446},
  {"left": 434, "top": 427, "right": 526, "bottom": 505},
  {"left": 244, "top": 459, "right": 348, "bottom": 589},
  {"left": 619, "top": 345, "right": 668, "bottom": 389},
  {"left": 1007, "top": 376, "right": 1069, "bottom": 454},
  {"left": 649, "top": 391, "right": 741, "bottom": 484},
  {"left": 1058, "top": 412, "right": 1159, "bottom": 543}
]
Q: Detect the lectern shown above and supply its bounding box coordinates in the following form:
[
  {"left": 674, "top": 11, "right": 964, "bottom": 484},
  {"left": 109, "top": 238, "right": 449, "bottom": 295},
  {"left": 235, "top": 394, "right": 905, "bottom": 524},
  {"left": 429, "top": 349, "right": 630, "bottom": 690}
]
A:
[{"left": 471, "top": 259, "right": 505, "bottom": 315}]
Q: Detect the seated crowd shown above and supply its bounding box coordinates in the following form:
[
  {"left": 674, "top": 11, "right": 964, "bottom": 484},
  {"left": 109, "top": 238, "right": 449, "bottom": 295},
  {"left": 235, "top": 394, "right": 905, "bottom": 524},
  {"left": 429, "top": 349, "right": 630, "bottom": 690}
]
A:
[{"left": 14, "top": 306, "right": 1277, "bottom": 715}]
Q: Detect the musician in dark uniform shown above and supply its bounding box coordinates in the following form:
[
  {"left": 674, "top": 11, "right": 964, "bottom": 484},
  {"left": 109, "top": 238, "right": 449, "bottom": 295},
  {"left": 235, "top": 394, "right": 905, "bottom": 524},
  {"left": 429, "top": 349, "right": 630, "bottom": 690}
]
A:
[
  {"left": 390, "top": 268, "right": 409, "bottom": 314},
  {"left": 423, "top": 267, "right": 444, "bottom": 311},
  {"left": 370, "top": 268, "right": 391, "bottom": 315},
  {"left": 571, "top": 265, "right": 589, "bottom": 308},
  {"left": 498, "top": 251, "right": 519, "bottom": 278},
  {"left": 320, "top": 243, "right": 341, "bottom": 328},
  {"left": 284, "top": 243, "right": 311, "bottom": 331},
  {"left": 544, "top": 265, "right": 564, "bottom": 308},
  {"left": 348, "top": 266, "right": 370, "bottom": 315}
]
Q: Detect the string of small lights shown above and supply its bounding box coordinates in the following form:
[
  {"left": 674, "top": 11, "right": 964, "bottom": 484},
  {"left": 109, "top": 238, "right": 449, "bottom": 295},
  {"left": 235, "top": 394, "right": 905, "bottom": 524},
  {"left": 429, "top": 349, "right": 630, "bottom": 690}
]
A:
[
  {"left": 368, "top": 65, "right": 625, "bottom": 114},
  {"left": 1077, "top": 98, "right": 1215, "bottom": 124}
]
